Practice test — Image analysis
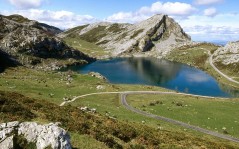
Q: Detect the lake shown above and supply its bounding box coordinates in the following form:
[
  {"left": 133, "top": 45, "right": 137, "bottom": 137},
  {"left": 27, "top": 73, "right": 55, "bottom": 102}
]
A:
[{"left": 69, "top": 57, "right": 239, "bottom": 98}]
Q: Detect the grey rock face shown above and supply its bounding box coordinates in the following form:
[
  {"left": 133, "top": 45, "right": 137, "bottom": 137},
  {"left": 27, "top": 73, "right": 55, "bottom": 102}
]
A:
[
  {"left": 214, "top": 41, "right": 239, "bottom": 65},
  {"left": 0, "top": 121, "right": 72, "bottom": 149}
]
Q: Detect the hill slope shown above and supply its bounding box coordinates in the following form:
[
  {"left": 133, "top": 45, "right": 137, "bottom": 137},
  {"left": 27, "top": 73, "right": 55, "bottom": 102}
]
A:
[
  {"left": 0, "top": 90, "right": 237, "bottom": 148},
  {"left": 60, "top": 14, "right": 191, "bottom": 58}
]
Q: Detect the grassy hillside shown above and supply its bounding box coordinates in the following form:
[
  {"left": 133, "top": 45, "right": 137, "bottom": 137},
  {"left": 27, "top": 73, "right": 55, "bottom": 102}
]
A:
[
  {"left": 214, "top": 62, "right": 239, "bottom": 81},
  {"left": 166, "top": 43, "right": 239, "bottom": 88},
  {"left": 1, "top": 90, "right": 238, "bottom": 148},
  {"left": 167, "top": 43, "right": 218, "bottom": 70},
  {"left": 127, "top": 94, "right": 239, "bottom": 138},
  {"left": 63, "top": 35, "right": 109, "bottom": 58}
]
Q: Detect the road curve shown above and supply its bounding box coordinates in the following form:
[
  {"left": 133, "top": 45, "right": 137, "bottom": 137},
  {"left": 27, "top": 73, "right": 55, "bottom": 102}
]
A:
[
  {"left": 59, "top": 90, "right": 239, "bottom": 143},
  {"left": 60, "top": 92, "right": 122, "bottom": 106},
  {"left": 120, "top": 91, "right": 239, "bottom": 144},
  {"left": 209, "top": 51, "right": 239, "bottom": 84}
]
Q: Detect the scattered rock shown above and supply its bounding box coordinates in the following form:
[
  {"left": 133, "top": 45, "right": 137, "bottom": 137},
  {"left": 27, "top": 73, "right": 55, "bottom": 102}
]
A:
[
  {"left": 89, "top": 72, "right": 107, "bottom": 80},
  {"left": 80, "top": 106, "right": 89, "bottom": 112},
  {"left": 96, "top": 85, "right": 105, "bottom": 90},
  {"left": 63, "top": 97, "right": 71, "bottom": 101},
  {"left": 90, "top": 108, "right": 97, "bottom": 113},
  {"left": 79, "top": 106, "right": 97, "bottom": 113}
]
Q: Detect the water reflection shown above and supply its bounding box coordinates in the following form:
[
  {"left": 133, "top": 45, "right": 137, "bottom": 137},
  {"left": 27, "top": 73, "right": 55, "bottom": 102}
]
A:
[
  {"left": 125, "top": 58, "right": 181, "bottom": 84},
  {"left": 184, "top": 71, "right": 210, "bottom": 83},
  {"left": 75, "top": 57, "right": 238, "bottom": 98}
]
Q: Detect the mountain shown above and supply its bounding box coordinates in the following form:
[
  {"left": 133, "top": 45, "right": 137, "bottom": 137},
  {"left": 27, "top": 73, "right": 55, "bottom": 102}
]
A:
[
  {"left": 60, "top": 14, "right": 191, "bottom": 57},
  {"left": 0, "top": 14, "right": 95, "bottom": 70}
]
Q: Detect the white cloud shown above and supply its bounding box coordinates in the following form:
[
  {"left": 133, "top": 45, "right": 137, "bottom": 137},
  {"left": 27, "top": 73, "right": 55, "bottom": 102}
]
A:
[
  {"left": 180, "top": 14, "right": 239, "bottom": 42},
  {"left": 2, "top": 0, "right": 238, "bottom": 42},
  {"left": 1, "top": 9, "right": 98, "bottom": 29},
  {"left": 106, "top": 1, "right": 196, "bottom": 23},
  {"left": 186, "top": 72, "right": 209, "bottom": 83},
  {"left": 194, "top": 0, "right": 223, "bottom": 5},
  {"left": 204, "top": 8, "right": 217, "bottom": 17},
  {"left": 8, "top": 0, "right": 45, "bottom": 9}
]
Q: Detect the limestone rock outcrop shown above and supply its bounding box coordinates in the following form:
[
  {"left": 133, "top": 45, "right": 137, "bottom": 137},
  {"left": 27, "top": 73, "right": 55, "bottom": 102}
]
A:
[
  {"left": 213, "top": 41, "right": 239, "bottom": 65},
  {"left": 0, "top": 121, "right": 72, "bottom": 149},
  {"left": 60, "top": 14, "right": 191, "bottom": 57}
]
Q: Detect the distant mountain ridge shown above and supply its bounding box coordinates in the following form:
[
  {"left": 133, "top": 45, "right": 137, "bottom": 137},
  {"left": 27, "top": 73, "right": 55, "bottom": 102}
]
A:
[
  {"left": 0, "top": 14, "right": 94, "bottom": 70},
  {"left": 59, "top": 14, "right": 191, "bottom": 57}
]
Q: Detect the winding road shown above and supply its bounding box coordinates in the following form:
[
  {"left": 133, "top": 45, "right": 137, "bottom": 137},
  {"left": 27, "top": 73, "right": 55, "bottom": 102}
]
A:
[
  {"left": 60, "top": 91, "right": 239, "bottom": 143},
  {"left": 121, "top": 91, "right": 239, "bottom": 144},
  {"left": 208, "top": 51, "right": 239, "bottom": 84}
]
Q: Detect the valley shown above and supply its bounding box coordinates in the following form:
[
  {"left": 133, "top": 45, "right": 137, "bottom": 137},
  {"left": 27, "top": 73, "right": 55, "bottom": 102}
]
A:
[{"left": 0, "top": 13, "right": 239, "bottom": 148}]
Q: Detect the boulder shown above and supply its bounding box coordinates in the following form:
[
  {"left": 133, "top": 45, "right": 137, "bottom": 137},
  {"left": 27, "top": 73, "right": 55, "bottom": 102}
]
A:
[
  {"left": 89, "top": 72, "right": 107, "bottom": 80},
  {"left": 0, "top": 121, "right": 72, "bottom": 149}
]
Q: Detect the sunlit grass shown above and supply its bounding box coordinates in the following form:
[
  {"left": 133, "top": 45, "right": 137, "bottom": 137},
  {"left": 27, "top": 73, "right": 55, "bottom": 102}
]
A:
[{"left": 127, "top": 94, "right": 239, "bottom": 138}]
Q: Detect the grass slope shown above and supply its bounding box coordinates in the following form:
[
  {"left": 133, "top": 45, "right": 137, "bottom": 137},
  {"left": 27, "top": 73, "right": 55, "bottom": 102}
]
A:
[
  {"left": 127, "top": 94, "right": 239, "bottom": 138},
  {"left": 1, "top": 90, "right": 238, "bottom": 148},
  {"left": 63, "top": 35, "right": 108, "bottom": 58}
]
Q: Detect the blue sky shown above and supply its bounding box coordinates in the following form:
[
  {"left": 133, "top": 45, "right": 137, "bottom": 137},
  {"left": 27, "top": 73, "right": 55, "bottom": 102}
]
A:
[{"left": 0, "top": 0, "right": 239, "bottom": 42}]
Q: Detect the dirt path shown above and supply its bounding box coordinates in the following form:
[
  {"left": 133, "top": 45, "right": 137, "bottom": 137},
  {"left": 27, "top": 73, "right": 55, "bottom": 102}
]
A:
[
  {"left": 60, "top": 91, "right": 122, "bottom": 106},
  {"left": 208, "top": 51, "right": 239, "bottom": 84}
]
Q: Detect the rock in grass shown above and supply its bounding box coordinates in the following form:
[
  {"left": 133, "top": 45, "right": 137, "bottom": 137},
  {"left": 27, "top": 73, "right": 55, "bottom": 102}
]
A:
[
  {"left": 89, "top": 72, "right": 107, "bottom": 80},
  {"left": 0, "top": 121, "right": 72, "bottom": 149}
]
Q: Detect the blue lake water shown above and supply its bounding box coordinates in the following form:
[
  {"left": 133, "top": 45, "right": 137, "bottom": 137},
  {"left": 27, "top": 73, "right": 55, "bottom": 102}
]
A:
[{"left": 69, "top": 57, "right": 239, "bottom": 98}]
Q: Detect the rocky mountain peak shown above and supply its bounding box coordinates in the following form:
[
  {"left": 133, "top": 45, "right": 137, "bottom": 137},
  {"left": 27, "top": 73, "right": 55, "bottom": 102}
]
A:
[{"left": 61, "top": 14, "right": 191, "bottom": 57}]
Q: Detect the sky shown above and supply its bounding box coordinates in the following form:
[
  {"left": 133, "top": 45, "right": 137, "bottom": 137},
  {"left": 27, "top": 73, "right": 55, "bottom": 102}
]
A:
[{"left": 0, "top": 0, "right": 239, "bottom": 42}]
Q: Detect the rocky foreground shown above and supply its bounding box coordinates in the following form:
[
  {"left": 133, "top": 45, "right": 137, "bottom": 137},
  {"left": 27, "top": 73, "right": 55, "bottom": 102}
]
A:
[{"left": 0, "top": 121, "right": 71, "bottom": 149}]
